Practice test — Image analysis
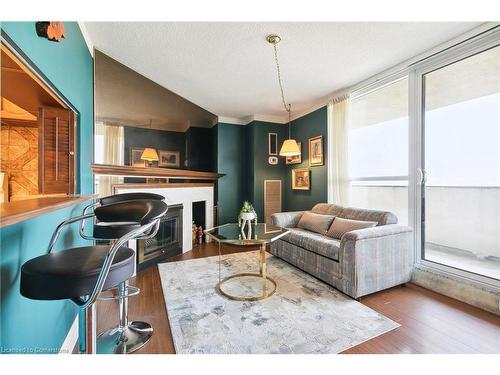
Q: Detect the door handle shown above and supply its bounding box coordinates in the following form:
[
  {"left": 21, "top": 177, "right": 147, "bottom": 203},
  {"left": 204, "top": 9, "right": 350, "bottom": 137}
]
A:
[{"left": 417, "top": 168, "right": 427, "bottom": 185}]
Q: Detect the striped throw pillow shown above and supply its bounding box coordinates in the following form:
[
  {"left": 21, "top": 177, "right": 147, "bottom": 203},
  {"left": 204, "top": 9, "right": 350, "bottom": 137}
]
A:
[
  {"left": 326, "top": 217, "right": 377, "bottom": 239},
  {"left": 297, "top": 212, "right": 335, "bottom": 235}
]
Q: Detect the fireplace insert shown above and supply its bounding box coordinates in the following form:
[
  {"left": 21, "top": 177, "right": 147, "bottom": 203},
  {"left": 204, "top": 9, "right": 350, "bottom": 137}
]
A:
[{"left": 137, "top": 203, "right": 183, "bottom": 271}]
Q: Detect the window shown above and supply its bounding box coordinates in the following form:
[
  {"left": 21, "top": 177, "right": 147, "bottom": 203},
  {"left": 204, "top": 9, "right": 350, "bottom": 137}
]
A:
[
  {"left": 421, "top": 45, "right": 500, "bottom": 280},
  {"left": 349, "top": 77, "right": 409, "bottom": 225}
]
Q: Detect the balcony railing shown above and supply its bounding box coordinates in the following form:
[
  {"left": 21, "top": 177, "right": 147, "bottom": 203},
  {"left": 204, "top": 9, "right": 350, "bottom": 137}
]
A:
[{"left": 351, "top": 184, "right": 500, "bottom": 280}]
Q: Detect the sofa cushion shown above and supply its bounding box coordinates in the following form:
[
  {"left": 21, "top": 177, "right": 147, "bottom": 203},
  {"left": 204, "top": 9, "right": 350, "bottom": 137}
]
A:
[
  {"left": 297, "top": 211, "right": 335, "bottom": 235},
  {"left": 339, "top": 207, "right": 397, "bottom": 226},
  {"left": 311, "top": 203, "right": 344, "bottom": 217},
  {"left": 283, "top": 228, "right": 340, "bottom": 261},
  {"left": 326, "top": 217, "right": 377, "bottom": 239}
]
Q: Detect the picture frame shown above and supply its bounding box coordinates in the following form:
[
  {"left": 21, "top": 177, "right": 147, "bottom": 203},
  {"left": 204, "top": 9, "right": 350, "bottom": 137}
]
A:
[
  {"left": 308, "top": 135, "right": 324, "bottom": 166},
  {"left": 158, "top": 150, "right": 180, "bottom": 168},
  {"left": 285, "top": 141, "right": 302, "bottom": 165},
  {"left": 292, "top": 168, "right": 310, "bottom": 190},
  {"left": 130, "top": 147, "right": 146, "bottom": 167},
  {"left": 268, "top": 133, "right": 278, "bottom": 155}
]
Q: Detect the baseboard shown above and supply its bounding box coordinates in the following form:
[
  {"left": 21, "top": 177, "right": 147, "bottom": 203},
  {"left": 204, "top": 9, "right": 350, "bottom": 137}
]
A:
[
  {"left": 59, "top": 316, "right": 78, "bottom": 354},
  {"left": 412, "top": 266, "right": 500, "bottom": 316}
]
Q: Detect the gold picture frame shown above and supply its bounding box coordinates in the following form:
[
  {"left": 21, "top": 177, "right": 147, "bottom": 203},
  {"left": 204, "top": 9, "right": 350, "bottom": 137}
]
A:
[
  {"left": 158, "top": 150, "right": 180, "bottom": 168},
  {"left": 285, "top": 141, "right": 302, "bottom": 165},
  {"left": 308, "top": 135, "right": 324, "bottom": 166},
  {"left": 292, "top": 168, "right": 310, "bottom": 190},
  {"left": 130, "top": 147, "right": 146, "bottom": 167}
]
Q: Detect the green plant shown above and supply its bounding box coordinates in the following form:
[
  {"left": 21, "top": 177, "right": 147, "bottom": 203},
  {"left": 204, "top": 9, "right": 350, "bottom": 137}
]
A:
[{"left": 238, "top": 201, "right": 258, "bottom": 226}]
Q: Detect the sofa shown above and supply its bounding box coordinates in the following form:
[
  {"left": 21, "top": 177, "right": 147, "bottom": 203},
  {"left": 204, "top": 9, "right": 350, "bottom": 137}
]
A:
[{"left": 270, "top": 203, "right": 413, "bottom": 299}]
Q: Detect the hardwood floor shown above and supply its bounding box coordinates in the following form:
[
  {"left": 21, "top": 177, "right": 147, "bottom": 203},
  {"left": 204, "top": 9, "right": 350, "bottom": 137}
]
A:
[{"left": 95, "top": 243, "right": 500, "bottom": 354}]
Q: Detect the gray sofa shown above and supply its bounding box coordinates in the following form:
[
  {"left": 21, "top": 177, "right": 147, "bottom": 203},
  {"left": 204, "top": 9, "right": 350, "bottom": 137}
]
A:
[{"left": 270, "top": 203, "right": 413, "bottom": 299}]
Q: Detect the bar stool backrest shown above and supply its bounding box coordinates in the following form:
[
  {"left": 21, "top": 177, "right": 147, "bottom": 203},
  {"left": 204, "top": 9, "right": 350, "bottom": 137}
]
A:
[{"left": 95, "top": 200, "right": 168, "bottom": 225}]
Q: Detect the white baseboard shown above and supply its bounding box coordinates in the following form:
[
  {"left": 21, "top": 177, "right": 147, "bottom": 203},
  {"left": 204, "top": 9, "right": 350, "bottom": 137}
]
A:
[{"left": 59, "top": 316, "right": 79, "bottom": 354}]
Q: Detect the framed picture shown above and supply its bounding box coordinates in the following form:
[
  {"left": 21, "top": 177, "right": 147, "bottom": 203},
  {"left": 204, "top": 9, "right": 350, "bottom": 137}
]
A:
[
  {"left": 268, "top": 133, "right": 278, "bottom": 155},
  {"left": 286, "top": 141, "right": 302, "bottom": 165},
  {"left": 309, "top": 135, "right": 324, "bottom": 166},
  {"left": 292, "top": 168, "right": 310, "bottom": 190},
  {"left": 158, "top": 150, "right": 180, "bottom": 168},
  {"left": 130, "top": 147, "right": 146, "bottom": 167}
]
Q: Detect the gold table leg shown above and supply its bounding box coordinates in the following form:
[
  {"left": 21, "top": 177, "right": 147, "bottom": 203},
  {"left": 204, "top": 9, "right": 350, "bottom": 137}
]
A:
[{"left": 217, "top": 243, "right": 276, "bottom": 301}]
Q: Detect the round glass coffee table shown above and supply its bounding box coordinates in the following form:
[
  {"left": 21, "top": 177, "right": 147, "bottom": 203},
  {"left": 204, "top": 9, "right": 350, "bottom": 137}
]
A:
[{"left": 204, "top": 223, "right": 289, "bottom": 301}]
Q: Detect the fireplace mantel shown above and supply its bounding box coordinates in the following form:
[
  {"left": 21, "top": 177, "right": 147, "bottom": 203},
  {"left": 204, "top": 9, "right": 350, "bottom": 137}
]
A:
[{"left": 92, "top": 163, "right": 225, "bottom": 180}]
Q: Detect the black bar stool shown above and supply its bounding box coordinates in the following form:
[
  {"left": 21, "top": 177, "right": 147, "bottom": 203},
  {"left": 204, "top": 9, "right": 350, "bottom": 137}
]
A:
[
  {"left": 80, "top": 192, "right": 166, "bottom": 354},
  {"left": 20, "top": 199, "right": 168, "bottom": 354}
]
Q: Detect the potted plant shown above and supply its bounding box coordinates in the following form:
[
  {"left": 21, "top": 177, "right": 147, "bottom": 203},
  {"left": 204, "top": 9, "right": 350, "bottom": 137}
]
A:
[{"left": 238, "top": 201, "right": 258, "bottom": 227}]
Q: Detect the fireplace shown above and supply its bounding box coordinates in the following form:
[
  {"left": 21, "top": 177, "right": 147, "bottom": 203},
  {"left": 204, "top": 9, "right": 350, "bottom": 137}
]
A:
[{"left": 137, "top": 203, "right": 183, "bottom": 271}]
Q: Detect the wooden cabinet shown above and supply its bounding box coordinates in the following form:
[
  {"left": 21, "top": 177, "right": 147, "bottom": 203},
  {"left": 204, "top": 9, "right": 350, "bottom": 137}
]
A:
[{"left": 38, "top": 106, "right": 76, "bottom": 194}]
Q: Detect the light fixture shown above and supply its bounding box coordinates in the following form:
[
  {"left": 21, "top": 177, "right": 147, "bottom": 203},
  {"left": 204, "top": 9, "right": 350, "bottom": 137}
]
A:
[
  {"left": 141, "top": 148, "right": 159, "bottom": 167},
  {"left": 267, "top": 34, "right": 301, "bottom": 157}
]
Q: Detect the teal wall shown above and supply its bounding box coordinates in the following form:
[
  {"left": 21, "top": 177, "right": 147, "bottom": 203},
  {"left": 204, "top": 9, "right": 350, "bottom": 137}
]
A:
[
  {"left": 216, "top": 123, "right": 248, "bottom": 224},
  {"left": 284, "top": 107, "right": 328, "bottom": 211},
  {"left": 246, "top": 121, "right": 288, "bottom": 221},
  {"left": 0, "top": 22, "right": 94, "bottom": 353}
]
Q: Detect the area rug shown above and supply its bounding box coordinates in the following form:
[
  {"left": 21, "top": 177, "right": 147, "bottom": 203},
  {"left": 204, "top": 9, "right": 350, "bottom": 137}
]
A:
[{"left": 158, "top": 251, "right": 399, "bottom": 354}]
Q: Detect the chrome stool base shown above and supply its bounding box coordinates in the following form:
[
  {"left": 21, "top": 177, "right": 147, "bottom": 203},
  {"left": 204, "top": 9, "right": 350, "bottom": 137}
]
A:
[{"left": 97, "top": 321, "right": 153, "bottom": 354}]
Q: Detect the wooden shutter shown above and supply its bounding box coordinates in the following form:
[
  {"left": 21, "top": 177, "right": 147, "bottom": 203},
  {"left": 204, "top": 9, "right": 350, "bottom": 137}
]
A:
[
  {"left": 38, "top": 106, "right": 75, "bottom": 194},
  {"left": 264, "top": 180, "right": 282, "bottom": 224}
]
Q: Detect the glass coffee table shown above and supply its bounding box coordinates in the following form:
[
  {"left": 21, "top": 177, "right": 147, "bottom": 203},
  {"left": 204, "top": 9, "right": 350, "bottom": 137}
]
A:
[{"left": 204, "top": 223, "right": 289, "bottom": 301}]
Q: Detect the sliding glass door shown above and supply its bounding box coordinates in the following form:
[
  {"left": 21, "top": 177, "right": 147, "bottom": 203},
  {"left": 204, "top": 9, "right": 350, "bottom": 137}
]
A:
[{"left": 418, "top": 44, "right": 500, "bottom": 282}]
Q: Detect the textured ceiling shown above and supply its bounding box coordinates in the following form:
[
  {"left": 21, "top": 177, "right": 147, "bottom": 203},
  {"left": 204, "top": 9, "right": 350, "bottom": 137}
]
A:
[{"left": 85, "top": 22, "right": 482, "bottom": 121}]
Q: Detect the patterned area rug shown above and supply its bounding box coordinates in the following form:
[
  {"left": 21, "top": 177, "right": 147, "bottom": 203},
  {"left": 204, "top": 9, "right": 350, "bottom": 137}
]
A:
[{"left": 158, "top": 251, "right": 399, "bottom": 354}]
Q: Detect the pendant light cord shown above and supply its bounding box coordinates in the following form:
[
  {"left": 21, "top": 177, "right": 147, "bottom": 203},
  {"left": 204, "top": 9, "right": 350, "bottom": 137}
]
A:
[{"left": 272, "top": 43, "right": 292, "bottom": 139}]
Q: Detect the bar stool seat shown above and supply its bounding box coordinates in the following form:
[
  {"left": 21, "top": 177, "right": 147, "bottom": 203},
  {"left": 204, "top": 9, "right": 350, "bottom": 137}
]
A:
[{"left": 21, "top": 245, "right": 135, "bottom": 301}]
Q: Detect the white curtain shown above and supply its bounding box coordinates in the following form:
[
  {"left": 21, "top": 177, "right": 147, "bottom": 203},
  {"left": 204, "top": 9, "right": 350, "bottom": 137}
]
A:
[
  {"left": 98, "top": 124, "right": 124, "bottom": 197},
  {"left": 327, "top": 96, "right": 351, "bottom": 206}
]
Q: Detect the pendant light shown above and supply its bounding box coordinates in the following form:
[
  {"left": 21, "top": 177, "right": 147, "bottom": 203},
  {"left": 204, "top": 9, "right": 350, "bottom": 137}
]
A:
[{"left": 267, "top": 34, "right": 301, "bottom": 157}]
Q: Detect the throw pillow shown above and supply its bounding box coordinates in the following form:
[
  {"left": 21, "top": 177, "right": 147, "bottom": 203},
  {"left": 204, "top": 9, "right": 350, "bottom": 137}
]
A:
[
  {"left": 297, "top": 211, "right": 335, "bottom": 235},
  {"left": 326, "top": 217, "right": 377, "bottom": 239}
]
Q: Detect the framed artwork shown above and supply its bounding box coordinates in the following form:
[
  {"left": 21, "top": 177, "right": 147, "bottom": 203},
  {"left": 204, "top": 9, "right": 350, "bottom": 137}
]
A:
[
  {"left": 308, "top": 135, "right": 324, "bottom": 166},
  {"left": 286, "top": 141, "right": 302, "bottom": 165},
  {"left": 268, "top": 133, "right": 278, "bottom": 155},
  {"left": 292, "top": 168, "right": 310, "bottom": 190},
  {"left": 130, "top": 147, "right": 146, "bottom": 167},
  {"left": 158, "top": 150, "right": 180, "bottom": 168}
]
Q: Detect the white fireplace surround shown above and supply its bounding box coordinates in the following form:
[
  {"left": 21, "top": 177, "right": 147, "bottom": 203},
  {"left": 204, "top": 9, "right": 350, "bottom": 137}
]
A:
[{"left": 114, "top": 184, "right": 214, "bottom": 253}]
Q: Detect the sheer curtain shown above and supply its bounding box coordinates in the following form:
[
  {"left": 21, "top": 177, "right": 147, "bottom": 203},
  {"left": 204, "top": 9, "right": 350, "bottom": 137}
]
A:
[
  {"left": 98, "top": 123, "right": 124, "bottom": 197},
  {"left": 327, "top": 96, "right": 351, "bottom": 206}
]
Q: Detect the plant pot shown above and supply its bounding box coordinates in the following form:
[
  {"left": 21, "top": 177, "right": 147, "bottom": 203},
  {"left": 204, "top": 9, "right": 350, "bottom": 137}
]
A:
[{"left": 240, "top": 212, "right": 255, "bottom": 221}]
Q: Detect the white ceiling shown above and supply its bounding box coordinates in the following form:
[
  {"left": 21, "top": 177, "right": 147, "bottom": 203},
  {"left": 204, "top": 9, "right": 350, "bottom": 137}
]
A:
[{"left": 84, "top": 22, "right": 482, "bottom": 122}]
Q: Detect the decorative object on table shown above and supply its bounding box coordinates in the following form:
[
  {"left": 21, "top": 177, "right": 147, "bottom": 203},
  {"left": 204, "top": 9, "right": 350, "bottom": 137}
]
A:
[
  {"left": 286, "top": 141, "right": 302, "bottom": 164},
  {"left": 267, "top": 34, "right": 300, "bottom": 158},
  {"left": 238, "top": 201, "right": 258, "bottom": 233},
  {"left": 292, "top": 168, "right": 310, "bottom": 190},
  {"left": 158, "top": 150, "right": 180, "bottom": 168},
  {"left": 141, "top": 147, "right": 159, "bottom": 168},
  {"left": 195, "top": 226, "right": 204, "bottom": 245},
  {"left": 268, "top": 156, "right": 278, "bottom": 165},
  {"left": 35, "top": 22, "right": 65, "bottom": 42},
  {"left": 158, "top": 251, "right": 399, "bottom": 353},
  {"left": 268, "top": 133, "right": 278, "bottom": 155},
  {"left": 308, "top": 135, "right": 324, "bottom": 166}
]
